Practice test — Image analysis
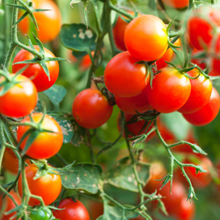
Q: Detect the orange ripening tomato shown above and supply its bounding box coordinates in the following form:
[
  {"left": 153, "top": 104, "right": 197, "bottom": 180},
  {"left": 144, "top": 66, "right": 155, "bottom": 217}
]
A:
[
  {"left": 17, "top": 113, "right": 63, "bottom": 159},
  {"left": 53, "top": 198, "right": 90, "bottom": 220},
  {"left": 124, "top": 15, "right": 168, "bottom": 61},
  {"left": 162, "top": 0, "right": 189, "bottom": 9},
  {"left": 12, "top": 46, "right": 59, "bottom": 92},
  {"left": 0, "top": 74, "right": 38, "bottom": 118},
  {"left": 182, "top": 87, "right": 220, "bottom": 126},
  {"left": 178, "top": 68, "right": 212, "bottom": 114},
  {"left": 18, "top": 164, "right": 62, "bottom": 206},
  {"left": 0, "top": 191, "right": 21, "bottom": 220},
  {"left": 18, "top": 0, "right": 62, "bottom": 43},
  {"left": 72, "top": 89, "right": 113, "bottom": 129},
  {"left": 104, "top": 51, "right": 149, "bottom": 97}
]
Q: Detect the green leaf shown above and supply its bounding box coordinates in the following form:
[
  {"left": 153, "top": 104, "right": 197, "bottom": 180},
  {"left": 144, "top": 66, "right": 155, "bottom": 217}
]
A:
[
  {"left": 43, "top": 85, "right": 67, "bottom": 110},
  {"left": 71, "top": 50, "right": 88, "bottom": 59},
  {"left": 60, "top": 23, "right": 97, "bottom": 52},
  {"left": 61, "top": 163, "right": 102, "bottom": 194},
  {"left": 71, "top": 121, "right": 85, "bottom": 146},
  {"left": 106, "top": 162, "right": 150, "bottom": 192},
  {"left": 56, "top": 119, "right": 74, "bottom": 143}
]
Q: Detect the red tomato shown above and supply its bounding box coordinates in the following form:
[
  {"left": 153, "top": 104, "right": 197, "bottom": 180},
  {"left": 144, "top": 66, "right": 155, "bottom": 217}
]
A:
[
  {"left": 17, "top": 113, "right": 63, "bottom": 159},
  {"left": 162, "top": 0, "right": 189, "bottom": 9},
  {"left": 187, "top": 5, "right": 220, "bottom": 50},
  {"left": 80, "top": 52, "right": 94, "bottom": 71},
  {"left": 0, "top": 74, "right": 38, "bottom": 118},
  {"left": 72, "top": 89, "right": 113, "bottom": 129},
  {"left": 115, "top": 87, "right": 151, "bottom": 114},
  {"left": 124, "top": 15, "right": 168, "bottom": 61},
  {"left": 183, "top": 87, "right": 220, "bottom": 126},
  {"left": 0, "top": 191, "right": 21, "bottom": 220},
  {"left": 118, "top": 113, "right": 156, "bottom": 141},
  {"left": 18, "top": 0, "right": 62, "bottom": 43},
  {"left": 18, "top": 164, "right": 62, "bottom": 206},
  {"left": 146, "top": 67, "right": 191, "bottom": 113},
  {"left": 12, "top": 46, "right": 59, "bottom": 92},
  {"left": 178, "top": 68, "right": 212, "bottom": 114},
  {"left": 53, "top": 198, "right": 90, "bottom": 220},
  {"left": 176, "top": 156, "right": 213, "bottom": 189},
  {"left": 104, "top": 51, "right": 149, "bottom": 97}
]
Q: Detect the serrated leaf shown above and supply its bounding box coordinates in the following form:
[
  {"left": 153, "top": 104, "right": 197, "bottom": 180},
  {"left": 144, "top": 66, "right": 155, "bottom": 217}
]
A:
[
  {"left": 60, "top": 23, "right": 97, "bottom": 52},
  {"left": 61, "top": 163, "right": 102, "bottom": 194},
  {"left": 106, "top": 162, "right": 150, "bottom": 192},
  {"left": 56, "top": 119, "right": 74, "bottom": 143},
  {"left": 71, "top": 121, "right": 85, "bottom": 146},
  {"left": 43, "top": 85, "right": 67, "bottom": 110}
]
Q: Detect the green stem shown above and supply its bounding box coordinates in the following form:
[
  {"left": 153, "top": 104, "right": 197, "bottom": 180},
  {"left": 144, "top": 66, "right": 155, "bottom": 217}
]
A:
[
  {"left": 0, "top": 185, "right": 18, "bottom": 206},
  {"left": 109, "top": 3, "right": 134, "bottom": 20},
  {"left": 0, "top": 122, "right": 6, "bottom": 174}
]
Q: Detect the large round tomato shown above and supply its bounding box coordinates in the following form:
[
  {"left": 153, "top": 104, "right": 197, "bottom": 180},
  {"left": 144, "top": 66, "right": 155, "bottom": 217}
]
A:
[
  {"left": 162, "top": 0, "right": 189, "bottom": 9},
  {"left": 12, "top": 46, "right": 59, "bottom": 92},
  {"left": 0, "top": 191, "right": 21, "bottom": 220},
  {"left": 146, "top": 67, "right": 191, "bottom": 113},
  {"left": 124, "top": 15, "right": 168, "bottom": 61},
  {"left": 182, "top": 87, "right": 220, "bottom": 126},
  {"left": 187, "top": 5, "right": 220, "bottom": 50},
  {"left": 17, "top": 113, "right": 63, "bottom": 159},
  {"left": 115, "top": 87, "right": 151, "bottom": 114},
  {"left": 0, "top": 74, "right": 38, "bottom": 118},
  {"left": 18, "top": 164, "right": 62, "bottom": 206},
  {"left": 53, "top": 198, "right": 90, "bottom": 220},
  {"left": 104, "top": 51, "right": 149, "bottom": 97},
  {"left": 72, "top": 88, "right": 113, "bottom": 129},
  {"left": 18, "top": 0, "right": 62, "bottom": 43},
  {"left": 178, "top": 68, "right": 212, "bottom": 114}
]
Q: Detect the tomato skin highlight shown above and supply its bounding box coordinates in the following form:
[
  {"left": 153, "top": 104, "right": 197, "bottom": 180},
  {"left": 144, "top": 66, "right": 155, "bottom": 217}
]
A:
[
  {"left": 104, "top": 51, "right": 149, "bottom": 97},
  {"left": 183, "top": 87, "right": 220, "bottom": 126},
  {"left": 53, "top": 198, "right": 90, "bottom": 220},
  {"left": 0, "top": 74, "right": 38, "bottom": 118},
  {"left": 17, "top": 113, "right": 63, "bottom": 159},
  {"left": 12, "top": 46, "right": 59, "bottom": 92},
  {"left": 18, "top": 0, "right": 62, "bottom": 43},
  {"left": 162, "top": 0, "right": 189, "bottom": 9},
  {"left": 178, "top": 68, "right": 212, "bottom": 114},
  {"left": 18, "top": 164, "right": 62, "bottom": 206},
  {"left": 146, "top": 67, "right": 191, "bottom": 113},
  {"left": 124, "top": 15, "right": 168, "bottom": 61},
  {"left": 72, "top": 89, "right": 113, "bottom": 129}
]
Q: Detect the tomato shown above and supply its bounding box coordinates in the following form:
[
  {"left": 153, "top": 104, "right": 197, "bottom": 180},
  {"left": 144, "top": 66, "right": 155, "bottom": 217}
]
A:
[
  {"left": 12, "top": 46, "right": 59, "bottom": 92},
  {"left": 104, "top": 51, "right": 149, "bottom": 97},
  {"left": 0, "top": 74, "right": 38, "bottom": 118},
  {"left": 175, "top": 156, "right": 213, "bottom": 189},
  {"left": 17, "top": 113, "right": 63, "bottom": 159},
  {"left": 88, "top": 201, "right": 103, "bottom": 220},
  {"left": 18, "top": 0, "right": 62, "bottom": 43},
  {"left": 115, "top": 87, "right": 151, "bottom": 114},
  {"left": 80, "top": 52, "right": 94, "bottom": 71},
  {"left": 53, "top": 198, "right": 90, "bottom": 220},
  {"left": 118, "top": 113, "right": 156, "bottom": 141},
  {"left": 146, "top": 67, "right": 191, "bottom": 113},
  {"left": 124, "top": 15, "right": 168, "bottom": 61},
  {"left": 187, "top": 5, "right": 220, "bottom": 50},
  {"left": 182, "top": 87, "right": 220, "bottom": 126},
  {"left": 191, "top": 49, "right": 206, "bottom": 70},
  {"left": 18, "top": 164, "right": 62, "bottom": 206},
  {"left": 178, "top": 68, "right": 212, "bottom": 114},
  {"left": 0, "top": 191, "right": 21, "bottom": 220},
  {"left": 162, "top": 0, "right": 189, "bottom": 9},
  {"left": 29, "top": 206, "right": 54, "bottom": 220},
  {"left": 72, "top": 88, "right": 113, "bottom": 129}
]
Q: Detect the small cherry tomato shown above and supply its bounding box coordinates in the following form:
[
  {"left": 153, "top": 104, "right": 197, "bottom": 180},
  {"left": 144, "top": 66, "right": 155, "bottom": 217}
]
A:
[
  {"left": 29, "top": 206, "right": 54, "bottom": 220},
  {"left": 53, "top": 198, "right": 90, "bottom": 220},
  {"left": 12, "top": 46, "right": 59, "bottom": 92},
  {"left": 18, "top": 0, "right": 62, "bottom": 43},
  {"left": 72, "top": 88, "right": 113, "bottom": 129},
  {"left": 182, "top": 87, "right": 220, "bottom": 126},
  {"left": 146, "top": 67, "right": 191, "bottom": 113},
  {"left": 178, "top": 68, "right": 212, "bottom": 114},
  {"left": 115, "top": 87, "right": 151, "bottom": 114},
  {"left": 0, "top": 191, "right": 21, "bottom": 220},
  {"left": 162, "top": 0, "right": 189, "bottom": 9},
  {"left": 104, "top": 51, "right": 149, "bottom": 97},
  {"left": 18, "top": 164, "right": 62, "bottom": 206},
  {"left": 124, "top": 15, "right": 168, "bottom": 61},
  {"left": 0, "top": 74, "right": 38, "bottom": 118},
  {"left": 17, "top": 113, "right": 63, "bottom": 159}
]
